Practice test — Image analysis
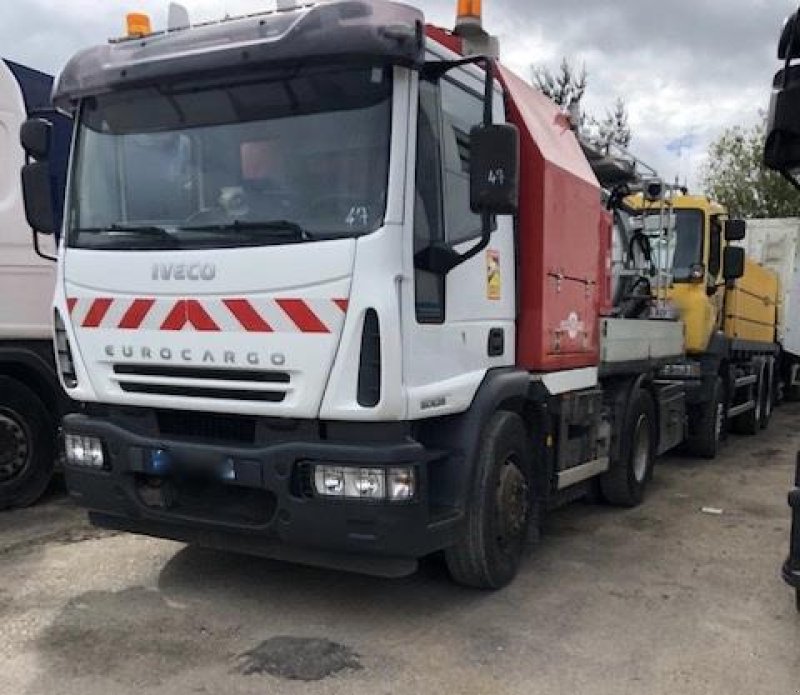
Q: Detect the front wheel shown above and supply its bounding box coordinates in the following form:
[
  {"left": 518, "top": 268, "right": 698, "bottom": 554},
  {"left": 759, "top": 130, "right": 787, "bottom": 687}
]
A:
[
  {"left": 601, "top": 388, "right": 656, "bottom": 507},
  {"left": 445, "top": 411, "right": 534, "bottom": 590},
  {"left": 685, "top": 376, "right": 725, "bottom": 460}
]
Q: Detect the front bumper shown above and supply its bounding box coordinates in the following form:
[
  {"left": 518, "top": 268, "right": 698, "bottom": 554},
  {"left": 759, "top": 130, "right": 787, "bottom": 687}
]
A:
[{"left": 63, "top": 412, "right": 460, "bottom": 577}]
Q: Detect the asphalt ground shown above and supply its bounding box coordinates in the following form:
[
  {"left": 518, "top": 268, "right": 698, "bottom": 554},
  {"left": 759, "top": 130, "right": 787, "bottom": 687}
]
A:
[{"left": 1, "top": 405, "right": 799, "bottom": 694}]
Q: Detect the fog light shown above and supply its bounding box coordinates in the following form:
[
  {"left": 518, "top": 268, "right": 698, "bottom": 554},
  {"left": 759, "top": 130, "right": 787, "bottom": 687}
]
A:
[
  {"left": 64, "top": 434, "right": 106, "bottom": 469},
  {"left": 315, "top": 467, "right": 346, "bottom": 496},
  {"left": 388, "top": 467, "right": 416, "bottom": 501},
  {"left": 312, "top": 465, "right": 415, "bottom": 502},
  {"left": 350, "top": 469, "right": 385, "bottom": 499}
]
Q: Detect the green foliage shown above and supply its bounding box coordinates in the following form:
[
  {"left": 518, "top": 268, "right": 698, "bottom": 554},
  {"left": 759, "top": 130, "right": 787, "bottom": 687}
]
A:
[{"left": 701, "top": 122, "right": 800, "bottom": 217}]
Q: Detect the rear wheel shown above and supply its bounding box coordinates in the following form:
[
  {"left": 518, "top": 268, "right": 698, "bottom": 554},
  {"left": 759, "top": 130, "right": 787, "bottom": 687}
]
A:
[
  {"left": 0, "top": 378, "right": 55, "bottom": 510},
  {"left": 445, "top": 411, "right": 533, "bottom": 590},
  {"left": 686, "top": 376, "right": 725, "bottom": 460},
  {"left": 731, "top": 365, "right": 764, "bottom": 436},
  {"left": 601, "top": 388, "right": 656, "bottom": 507},
  {"left": 760, "top": 360, "right": 774, "bottom": 430}
]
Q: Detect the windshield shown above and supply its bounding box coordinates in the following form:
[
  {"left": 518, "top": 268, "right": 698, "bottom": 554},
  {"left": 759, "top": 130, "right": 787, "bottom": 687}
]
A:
[
  {"left": 67, "top": 66, "right": 392, "bottom": 250},
  {"left": 645, "top": 208, "right": 704, "bottom": 282}
]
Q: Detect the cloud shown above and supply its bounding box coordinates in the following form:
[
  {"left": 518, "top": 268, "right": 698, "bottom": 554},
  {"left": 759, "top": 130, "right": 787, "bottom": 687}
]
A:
[{"left": 1, "top": 0, "right": 793, "bottom": 188}]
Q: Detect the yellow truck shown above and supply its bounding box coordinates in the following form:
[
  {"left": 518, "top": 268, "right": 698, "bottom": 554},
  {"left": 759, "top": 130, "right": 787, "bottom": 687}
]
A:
[{"left": 627, "top": 193, "right": 780, "bottom": 458}]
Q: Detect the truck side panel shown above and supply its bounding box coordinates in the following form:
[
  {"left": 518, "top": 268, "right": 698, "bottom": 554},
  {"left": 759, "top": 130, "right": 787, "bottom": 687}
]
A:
[
  {"left": 498, "top": 66, "right": 603, "bottom": 373},
  {"left": 724, "top": 258, "right": 779, "bottom": 344}
]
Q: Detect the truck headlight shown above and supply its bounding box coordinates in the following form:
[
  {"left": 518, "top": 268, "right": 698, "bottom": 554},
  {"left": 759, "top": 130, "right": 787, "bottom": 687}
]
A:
[
  {"left": 312, "top": 465, "right": 415, "bottom": 502},
  {"left": 64, "top": 434, "right": 106, "bottom": 469}
]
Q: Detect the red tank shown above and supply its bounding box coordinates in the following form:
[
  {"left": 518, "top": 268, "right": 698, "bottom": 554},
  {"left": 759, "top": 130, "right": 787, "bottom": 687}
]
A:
[
  {"left": 426, "top": 25, "right": 605, "bottom": 372},
  {"left": 500, "top": 67, "right": 605, "bottom": 371}
]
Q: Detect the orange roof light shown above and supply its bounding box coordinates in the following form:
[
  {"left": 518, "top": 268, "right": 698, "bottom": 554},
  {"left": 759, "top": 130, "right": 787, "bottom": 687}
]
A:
[
  {"left": 457, "top": 0, "right": 482, "bottom": 20},
  {"left": 126, "top": 12, "right": 152, "bottom": 38}
]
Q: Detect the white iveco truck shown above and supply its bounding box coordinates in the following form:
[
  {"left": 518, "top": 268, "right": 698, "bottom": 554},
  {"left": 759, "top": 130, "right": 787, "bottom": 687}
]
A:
[{"left": 22, "top": 0, "right": 743, "bottom": 588}]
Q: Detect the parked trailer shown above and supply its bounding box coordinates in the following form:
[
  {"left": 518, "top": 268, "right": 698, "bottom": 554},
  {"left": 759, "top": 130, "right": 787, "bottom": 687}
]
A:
[
  {"left": 18, "top": 0, "right": 772, "bottom": 588},
  {"left": 0, "top": 60, "right": 71, "bottom": 508}
]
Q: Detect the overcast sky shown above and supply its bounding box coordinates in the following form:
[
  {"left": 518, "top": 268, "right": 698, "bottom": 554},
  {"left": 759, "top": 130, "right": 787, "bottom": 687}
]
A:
[{"left": 1, "top": 0, "right": 794, "bottom": 188}]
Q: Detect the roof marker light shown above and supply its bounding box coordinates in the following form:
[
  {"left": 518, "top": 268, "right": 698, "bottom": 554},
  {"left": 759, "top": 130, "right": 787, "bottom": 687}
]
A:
[
  {"left": 458, "top": 0, "right": 482, "bottom": 20},
  {"left": 126, "top": 12, "right": 152, "bottom": 38},
  {"left": 456, "top": 0, "right": 485, "bottom": 39}
]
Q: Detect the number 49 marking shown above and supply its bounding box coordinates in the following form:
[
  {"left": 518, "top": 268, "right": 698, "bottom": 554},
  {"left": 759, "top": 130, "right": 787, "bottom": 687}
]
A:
[{"left": 488, "top": 168, "right": 506, "bottom": 186}]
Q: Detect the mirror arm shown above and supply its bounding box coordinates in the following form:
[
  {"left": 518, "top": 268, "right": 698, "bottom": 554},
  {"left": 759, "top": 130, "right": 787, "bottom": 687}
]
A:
[
  {"left": 31, "top": 230, "right": 56, "bottom": 263},
  {"left": 416, "top": 55, "right": 498, "bottom": 276},
  {"left": 415, "top": 214, "right": 493, "bottom": 276}
]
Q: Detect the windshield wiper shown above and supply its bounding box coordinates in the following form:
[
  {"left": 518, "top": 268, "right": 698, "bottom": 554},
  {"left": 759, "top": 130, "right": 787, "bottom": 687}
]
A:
[
  {"left": 179, "top": 220, "right": 313, "bottom": 242},
  {"left": 73, "top": 224, "right": 179, "bottom": 242}
]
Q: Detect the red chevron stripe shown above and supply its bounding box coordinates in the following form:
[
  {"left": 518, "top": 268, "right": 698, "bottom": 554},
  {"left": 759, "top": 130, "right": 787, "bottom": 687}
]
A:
[
  {"left": 161, "top": 300, "right": 220, "bottom": 332},
  {"left": 277, "top": 299, "right": 329, "bottom": 334},
  {"left": 186, "top": 300, "right": 220, "bottom": 331},
  {"left": 66, "top": 298, "right": 78, "bottom": 315},
  {"left": 333, "top": 299, "right": 349, "bottom": 312},
  {"left": 223, "top": 299, "right": 273, "bottom": 333},
  {"left": 82, "top": 298, "right": 113, "bottom": 328},
  {"left": 118, "top": 299, "right": 155, "bottom": 330}
]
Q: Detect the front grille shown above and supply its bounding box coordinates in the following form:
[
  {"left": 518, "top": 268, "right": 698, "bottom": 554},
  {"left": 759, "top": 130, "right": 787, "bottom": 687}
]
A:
[
  {"left": 119, "top": 382, "right": 286, "bottom": 402},
  {"left": 112, "top": 363, "right": 290, "bottom": 403},
  {"left": 157, "top": 410, "right": 256, "bottom": 444},
  {"left": 114, "top": 364, "right": 289, "bottom": 383}
]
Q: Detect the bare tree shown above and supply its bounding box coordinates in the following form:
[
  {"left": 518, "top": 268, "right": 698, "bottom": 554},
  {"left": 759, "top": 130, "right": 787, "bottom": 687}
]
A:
[
  {"left": 532, "top": 58, "right": 632, "bottom": 150},
  {"left": 532, "top": 58, "right": 587, "bottom": 111},
  {"left": 597, "top": 98, "right": 632, "bottom": 150}
]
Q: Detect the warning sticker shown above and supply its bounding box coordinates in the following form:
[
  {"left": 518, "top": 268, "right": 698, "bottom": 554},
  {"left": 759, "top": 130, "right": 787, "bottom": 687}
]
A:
[{"left": 487, "top": 250, "right": 502, "bottom": 301}]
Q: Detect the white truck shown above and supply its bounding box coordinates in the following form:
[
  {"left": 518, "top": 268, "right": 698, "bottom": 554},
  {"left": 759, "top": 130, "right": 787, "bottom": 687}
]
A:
[
  {"left": 20, "top": 0, "right": 754, "bottom": 588},
  {"left": 0, "top": 59, "right": 71, "bottom": 508},
  {"left": 742, "top": 218, "right": 800, "bottom": 399}
]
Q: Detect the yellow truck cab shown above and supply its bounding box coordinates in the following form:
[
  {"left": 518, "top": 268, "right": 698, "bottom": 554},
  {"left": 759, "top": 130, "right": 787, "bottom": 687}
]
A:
[{"left": 627, "top": 193, "right": 780, "bottom": 457}]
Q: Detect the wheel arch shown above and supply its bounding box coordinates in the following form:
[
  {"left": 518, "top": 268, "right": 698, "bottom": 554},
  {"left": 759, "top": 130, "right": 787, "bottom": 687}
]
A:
[
  {"left": 414, "top": 368, "right": 532, "bottom": 511},
  {"left": 0, "top": 346, "right": 67, "bottom": 423}
]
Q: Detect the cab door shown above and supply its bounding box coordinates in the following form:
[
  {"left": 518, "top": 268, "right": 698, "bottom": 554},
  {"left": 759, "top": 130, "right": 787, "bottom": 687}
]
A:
[{"left": 401, "top": 63, "right": 516, "bottom": 420}]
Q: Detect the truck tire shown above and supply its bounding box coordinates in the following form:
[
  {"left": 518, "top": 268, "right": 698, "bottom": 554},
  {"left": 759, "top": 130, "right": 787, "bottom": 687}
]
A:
[
  {"left": 0, "top": 377, "right": 55, "bottom": 510},
  {"left": 686, "top": 376, "right": 725, "bottom": 460},
  {"left": 445, "top": 411, "right": 533, "bottom": 590},
  {"left": 731, "top": 366, "right": 764, "bottom": 436},
  {"left": 601, "top": 388, "right": 656, "bottom": 507},
  {"left": 760, "top": 360, "right": 774, "bottom": 430}
]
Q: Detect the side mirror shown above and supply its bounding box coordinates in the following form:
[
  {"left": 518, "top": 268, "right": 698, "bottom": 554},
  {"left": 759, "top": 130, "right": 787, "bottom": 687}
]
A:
[
  {"left": 470, "top": 124, "right": 520, "bottom": 216},
  {"left": 765, "top": 64, "right": 800, "bottom": 183},
  {"left": 20, "top": 118, "right": 52, "bottom": 160},
  {"left": 779, "top": 11, "right": 800, "bottom": 61},
  {"left": 723, "top": 246, "right": 745, "bottom": 283},
  {"left": 20, "top": 117, "right": 56, "bottom": 236},
  {"left": 724, "top": 219, "right": 746, "bottom": 241}
]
